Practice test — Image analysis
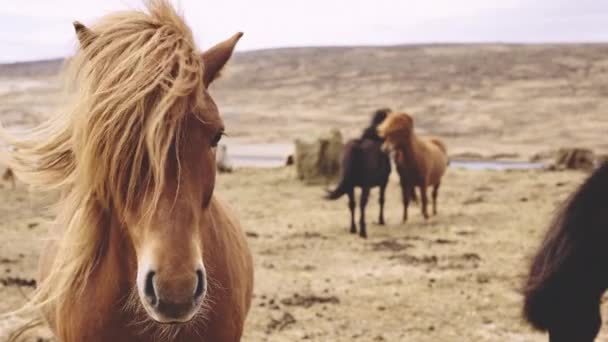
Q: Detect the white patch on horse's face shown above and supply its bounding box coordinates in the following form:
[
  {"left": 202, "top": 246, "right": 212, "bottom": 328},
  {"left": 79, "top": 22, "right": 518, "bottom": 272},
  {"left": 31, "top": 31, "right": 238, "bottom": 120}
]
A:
[{"left": 136, "top": 249, "right": 153, "bottom": 306}]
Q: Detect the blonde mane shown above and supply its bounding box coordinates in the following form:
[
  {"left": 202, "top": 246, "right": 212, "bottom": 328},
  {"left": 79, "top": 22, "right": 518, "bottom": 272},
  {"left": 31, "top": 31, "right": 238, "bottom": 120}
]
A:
[{"left": 2, "top": 0, "right": 206, "bottom": 319}]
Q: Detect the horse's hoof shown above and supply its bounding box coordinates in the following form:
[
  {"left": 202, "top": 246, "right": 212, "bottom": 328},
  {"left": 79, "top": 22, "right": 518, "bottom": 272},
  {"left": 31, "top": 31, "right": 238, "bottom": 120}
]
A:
[{"left": 360, "top": 233, "right": 368, "bottom": 238}]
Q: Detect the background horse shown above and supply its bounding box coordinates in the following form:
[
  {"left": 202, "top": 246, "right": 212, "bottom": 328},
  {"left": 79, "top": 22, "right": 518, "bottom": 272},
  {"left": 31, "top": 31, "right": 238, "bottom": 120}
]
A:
[
  {"left": 524, "top": 162, "right": 608, "bottom": 342},
  {"left": 326, "top": 108, "right": 391, "bottom": 238},
  {"left": 2, "top": 1, "right": 253, "bottom": 341},
  {"left": 2, "top": 167, "right": 15, "bottom": 189},
  {"left": 378, "top": 112, "right": 448, "bottom": 223}
]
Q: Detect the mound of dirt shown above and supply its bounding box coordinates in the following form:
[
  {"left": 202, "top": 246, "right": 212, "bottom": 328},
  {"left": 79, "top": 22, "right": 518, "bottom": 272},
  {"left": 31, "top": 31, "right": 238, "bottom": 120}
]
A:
[
  {"left": 266, "top": 312, "right": 296, "bottom": 333},
  {"left": 0, "top": 276, "right": 36, "bottom": 288},
  {"left": 280, "top": 293, "right": 340, "bottom": 308},
  {"left": 2, "top": 167, "right": 16, "bottom": 189},
  {"left": 371, "top": 240, "right": 413, "bottom": 252},
  {"left": 294, "top": 129, "right": 343, "bottom": 184},
  {"left": 550, "top": 147, "right": 595, "bottom": 171}
]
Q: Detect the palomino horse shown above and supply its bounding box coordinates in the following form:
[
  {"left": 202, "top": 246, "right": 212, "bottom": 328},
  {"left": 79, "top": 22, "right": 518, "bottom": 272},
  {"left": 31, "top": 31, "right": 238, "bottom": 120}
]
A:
[
  {"left": 2, "top": 1, "right": 253, "bottom": 341},
  {"left": 378, "top": 112, "right": 448, "bottom": 222},
  {"left": 524, "top": 162, "right": 608, "bottom": 342},
  {"left": 326, "top": 109, "right": 391, "bottom": 238}
]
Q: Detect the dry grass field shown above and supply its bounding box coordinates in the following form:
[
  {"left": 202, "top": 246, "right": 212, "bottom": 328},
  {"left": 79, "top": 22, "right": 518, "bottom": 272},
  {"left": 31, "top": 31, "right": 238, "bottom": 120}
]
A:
[{"left": 1, "top": 44, "right": 607, "bottom": 341}]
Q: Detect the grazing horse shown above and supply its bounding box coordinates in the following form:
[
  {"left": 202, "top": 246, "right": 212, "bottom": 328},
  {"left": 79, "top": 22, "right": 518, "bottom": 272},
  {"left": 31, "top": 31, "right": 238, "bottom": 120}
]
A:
[
  {"left": 326, "top": 109, "right": 391, "bottom": 238},
  {"left": 378, "top": 112, "right": 448, "bottom": 222},
  {"left": 524, "top": 162, "right": 608, "bottom": 342},
  {"left": 2, "top": 2, "right": 253, "bottom": 341}
]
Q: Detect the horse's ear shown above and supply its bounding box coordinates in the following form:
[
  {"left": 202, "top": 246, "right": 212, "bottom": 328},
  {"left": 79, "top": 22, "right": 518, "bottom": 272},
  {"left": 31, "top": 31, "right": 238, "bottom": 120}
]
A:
[
  {"left": 201, "top": 32, "right": 243, "bottom": 87},
  {"left": 73, "top": 21, "right": 97, "bottom": 49}
]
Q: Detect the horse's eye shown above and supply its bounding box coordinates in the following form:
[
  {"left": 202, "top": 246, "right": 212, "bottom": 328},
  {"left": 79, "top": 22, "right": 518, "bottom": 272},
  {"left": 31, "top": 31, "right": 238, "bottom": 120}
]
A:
[{"left": 211, "top": 130, "right": 224, "bottom": 148}]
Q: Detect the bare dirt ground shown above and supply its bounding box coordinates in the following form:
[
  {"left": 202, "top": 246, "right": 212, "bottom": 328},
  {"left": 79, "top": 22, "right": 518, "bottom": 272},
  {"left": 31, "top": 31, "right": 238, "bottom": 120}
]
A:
[
  {"left": 1, "top": 44, "right": 608, "bottom": 341},
  {"left": 0, "top": 166, "right": 602, "bottom": 341}
]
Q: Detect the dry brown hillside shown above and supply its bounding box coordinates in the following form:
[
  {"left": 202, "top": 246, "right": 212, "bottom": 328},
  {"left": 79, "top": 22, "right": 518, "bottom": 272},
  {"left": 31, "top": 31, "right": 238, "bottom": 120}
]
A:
[{"left": 2, "top": 44, "right": 608, "bottom": 158}]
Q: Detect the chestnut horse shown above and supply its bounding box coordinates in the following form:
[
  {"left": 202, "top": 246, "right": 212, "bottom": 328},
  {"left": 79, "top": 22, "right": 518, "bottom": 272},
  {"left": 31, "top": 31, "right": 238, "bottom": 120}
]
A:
[
  {"left": 2, "top": 2, "right": 253, "bottom": 341},
  {"left": 378, "top": 112, "right": 448, "bottom": 222},
  {"left": 524, "top": 162, "right": 608, "bottom": 342}
]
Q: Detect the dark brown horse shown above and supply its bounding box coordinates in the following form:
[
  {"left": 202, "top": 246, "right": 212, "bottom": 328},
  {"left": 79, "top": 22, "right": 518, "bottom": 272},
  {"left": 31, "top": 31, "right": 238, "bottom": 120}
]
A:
[
  {"left": 326, "top": 109, "right": 391, "bottom": 238},
  {"left": 524, "top": 162, "right": 608, "bottom": 342}
]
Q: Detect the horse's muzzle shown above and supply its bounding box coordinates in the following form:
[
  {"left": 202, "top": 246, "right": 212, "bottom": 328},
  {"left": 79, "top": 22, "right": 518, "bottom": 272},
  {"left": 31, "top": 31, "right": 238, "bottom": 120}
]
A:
[{"left": 142, "top": 268, "right": 206, "bottom": 322}]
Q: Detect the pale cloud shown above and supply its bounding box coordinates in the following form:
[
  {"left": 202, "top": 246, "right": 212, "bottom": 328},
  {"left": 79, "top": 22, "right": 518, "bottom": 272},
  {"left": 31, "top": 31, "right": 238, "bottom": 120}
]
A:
[{"left": 0, "top": 0, "right": 606, "bottom": 62}]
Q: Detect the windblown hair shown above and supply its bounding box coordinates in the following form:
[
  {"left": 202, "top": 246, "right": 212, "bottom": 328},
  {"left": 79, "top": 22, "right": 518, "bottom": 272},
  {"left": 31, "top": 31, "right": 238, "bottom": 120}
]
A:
[
  {"left": 377, "top": 112, "right": 414, "bottom": 139},
  {"left": 2, "top": 0, "right": 206, "bottom": 321}
]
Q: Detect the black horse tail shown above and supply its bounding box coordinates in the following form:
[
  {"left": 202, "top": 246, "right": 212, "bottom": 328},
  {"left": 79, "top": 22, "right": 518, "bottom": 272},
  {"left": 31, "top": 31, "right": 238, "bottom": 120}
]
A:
[
  {"left": 524, "top": 162, "right": 608, "bottom": 337},
  {"left": 326, "top": 142, "right": 360, "bottom": 200}
]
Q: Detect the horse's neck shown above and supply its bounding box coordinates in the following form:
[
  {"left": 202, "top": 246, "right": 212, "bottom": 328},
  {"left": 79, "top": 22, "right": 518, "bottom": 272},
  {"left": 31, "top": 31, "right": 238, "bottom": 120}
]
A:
[
  {"left": 396, "top": 136, "right": 416, "bottom": 162},
  {"left": 203, "top": 195, "right": 253, "bottom": 316},
  {"left": 54, "top": 219, "right": 136, "bottom": 341},
  {"left": 203, "top": 197, "right": 247, "bottom": 273},
  {"left": 395, "top": 136, "right": 424, "bottom": 175}
]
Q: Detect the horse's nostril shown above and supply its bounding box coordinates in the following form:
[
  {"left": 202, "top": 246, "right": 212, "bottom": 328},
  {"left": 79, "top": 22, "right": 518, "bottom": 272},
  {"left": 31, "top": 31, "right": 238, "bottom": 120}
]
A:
[
  {"left": 144, "top": 271, "right": 157, "bottom": 306},
  {"left": 194, "top": 269, "right": 205, "bottom": 301}
]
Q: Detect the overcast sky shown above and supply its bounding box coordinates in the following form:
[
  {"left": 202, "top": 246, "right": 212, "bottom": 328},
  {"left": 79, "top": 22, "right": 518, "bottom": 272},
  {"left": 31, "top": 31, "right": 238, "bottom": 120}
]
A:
[{"left": 1, "top": 0, "right": 608, "bottom": 63}]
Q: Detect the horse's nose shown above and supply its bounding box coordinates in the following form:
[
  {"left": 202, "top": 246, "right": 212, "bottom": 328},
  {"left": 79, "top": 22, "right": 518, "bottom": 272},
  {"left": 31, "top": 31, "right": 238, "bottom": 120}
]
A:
[
  {"left": 144, "top": 270, "right": 158, "bottom": 306},
  {"left": 143, "top": 268, "right": 206, "bottom": 320},
  {"left": 193, "top": 268, "right": 206, "bottom": 302}
]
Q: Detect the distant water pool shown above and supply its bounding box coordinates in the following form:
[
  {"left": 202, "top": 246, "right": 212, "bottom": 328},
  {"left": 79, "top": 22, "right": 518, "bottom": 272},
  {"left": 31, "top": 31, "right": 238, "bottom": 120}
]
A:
[
  {"left": 223, "top": 142, "right": 544, "bottom": 170},
  {"left": 449, "top": 160, "right": 544, "bottom": 171}
]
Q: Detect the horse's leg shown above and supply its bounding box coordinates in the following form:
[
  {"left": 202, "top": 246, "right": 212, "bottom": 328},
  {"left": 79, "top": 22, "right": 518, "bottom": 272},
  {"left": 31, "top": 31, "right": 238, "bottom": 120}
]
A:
[
  {"left": 378, "top": 184, "right": 386, "bottom": 225},
  {"left": 359, "top": 187, "right": 370, "bottom": 238},
  {"left": 401, "top": 184, "right": 410, "bottom": 223},
  {"left": 432, "top": 183, "right": 440, "bottom": 216},
  {"left": 348, "top": 189, "right": 356, "bottom": 234},
  {"left": 420, "top": 184, "right": 429, "bottom": 220},
  {"left": 410, "top": 187, "right": 418, "bottom": 205}
]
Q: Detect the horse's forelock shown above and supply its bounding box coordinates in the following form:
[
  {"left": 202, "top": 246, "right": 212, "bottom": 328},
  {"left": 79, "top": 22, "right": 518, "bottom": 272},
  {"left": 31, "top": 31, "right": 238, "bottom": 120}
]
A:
[{"left": 68, "top": 0, "right": 206, "bottom": 217}]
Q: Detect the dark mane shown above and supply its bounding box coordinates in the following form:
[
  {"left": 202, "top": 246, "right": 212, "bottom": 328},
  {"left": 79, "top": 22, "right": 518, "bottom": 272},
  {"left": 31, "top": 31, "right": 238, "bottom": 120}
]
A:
[
  {"left": 360, "top": 108, "right": 391, "bottom": 142},
  {"left": 524, "top": 162, "right": 608, "bottom": 340},
  {"left": 370, "top": 108, "right": 391, "bottom": 126}
]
